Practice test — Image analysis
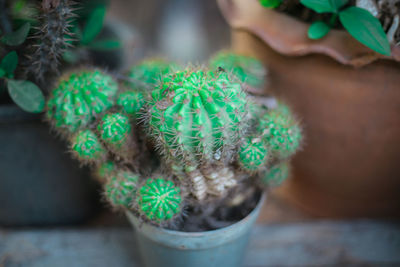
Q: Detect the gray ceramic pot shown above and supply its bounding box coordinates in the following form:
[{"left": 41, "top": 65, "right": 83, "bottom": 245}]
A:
[{"left": 126, "top": 193, "right": 265, "bottom": 267}]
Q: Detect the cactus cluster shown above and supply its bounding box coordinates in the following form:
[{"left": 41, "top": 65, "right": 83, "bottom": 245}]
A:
[{"left": 46, "top": 53, "right": 302, "bottom": 227}]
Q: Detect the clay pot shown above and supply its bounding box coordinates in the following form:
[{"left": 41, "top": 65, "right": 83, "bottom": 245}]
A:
[{"left": 218, "top": 0, "right": 400, "bottom": 218}]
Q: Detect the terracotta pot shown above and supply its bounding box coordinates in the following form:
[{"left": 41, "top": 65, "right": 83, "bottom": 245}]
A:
[{"left": 218, "top": 0, "right": 400, "bottom": 218}]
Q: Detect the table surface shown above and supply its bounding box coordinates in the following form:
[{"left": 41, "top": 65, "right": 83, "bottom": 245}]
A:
[{"left": 1, "top": 220, "right": 399, "bottom": 267}]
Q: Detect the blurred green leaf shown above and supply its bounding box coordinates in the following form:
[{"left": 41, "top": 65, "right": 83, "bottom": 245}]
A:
[
  {"left": 0, "top": 68, "right": 5, "bottom": 78},
  {"left": 81, "top": 6, "right": 106, "bottom": 45},
  {"left": 259, "top": 0, "right": 282, "bottom": 8},
  {"left": 7, "top": 79, "right": 45, "bottom": 113},
  {"left": 300, "top": 0, "right": 348, "bottom": 13},
  {"left": 308, "top": 21, "right": 331, "bottom": 39},
  {"left": 1, "top": 22, "right": 31, "bottom": 46},
  {"left": 0, "top": 51, "right": 18, "bottom": 76},
  {"left": 87, "top": 39, "right": 121, "bottom": 50},
  {"left": 63, "top": 50, "right": 80, "bottom": 63},
  {"left": 339, "top": 7, "right": 391, "bottom": 56}
]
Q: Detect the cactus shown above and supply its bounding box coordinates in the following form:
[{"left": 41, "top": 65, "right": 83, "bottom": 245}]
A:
[
  {"left": 209, "top": 52, "right": 267, "bottom": 90},
  {"left": 25, "top": 0, "right": 76, "bottom": 85},
  {"left": 46, "top": 69, "right": 118, "bottom": 133},
  {"left": 238, "top": 137, "right": 269, "bottom": 172},
  {"left": 125, "top": 59, "right": 178, "bottom": 91},
  {"left": 105, "top": 170, "right": 139, "bottom": 209},
  {"left": 262, "top": 162, "right": 290, "bottom": 187},
  {"left": 70, "top": 129, "right": 106, "bottom": 164},
  {"left": 148, "top": 68, "right": 248, "bottom": 164},
  {"left": 137, "top": 178, "right": 182, "bottom": 222},
  {"left": 258, "top": 103, "right": 301, "bottom": 160},
  {"left": 116, "top": 90, "right": 145, "bottom": 118}
]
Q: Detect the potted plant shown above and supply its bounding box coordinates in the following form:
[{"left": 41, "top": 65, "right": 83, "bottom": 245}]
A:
[
  {"left": 45, "top": 54, "right": 302, "bottom": 266},
  {"left": 218, "top": 0, "right": 400, "bottom": 218},
  {"left": 0, "top": 0, "right": 123, "bottom": 226}
]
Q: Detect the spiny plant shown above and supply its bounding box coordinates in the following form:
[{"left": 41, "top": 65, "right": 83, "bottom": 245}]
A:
[
  {"left": 25, "top": 0, "right": 77, "bottom": 85},
  {"left": 209, "top": 51, "right": 267, "bottom": 90},
  {"left": 54, "top": 53, "right": 302, "bottom": 227},
  {"left": 261, "top": 161, "right": 290, "bottom": 187},
  {"left": 46, "top": 69, "right": 118, "bottom": 133}
]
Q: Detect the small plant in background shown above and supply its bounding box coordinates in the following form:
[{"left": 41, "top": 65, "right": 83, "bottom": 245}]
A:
[
  {"left": 46, "top": 51, "right": 302, "bottom": 229},
  {"left": 259, "top": 0, "right": 391, "bottom": 56}
]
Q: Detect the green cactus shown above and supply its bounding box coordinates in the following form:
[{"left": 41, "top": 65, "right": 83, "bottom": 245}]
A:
[
  {"left": 105, "top": 170, "right": 139, "bottom": 208},
  {"left": 258, "top": 103, "right": 301, "bottom": 160},
  {"left": 238, "top": 137, "right": 269, "bottom": 172},
  {"left": 262, "top": 162, "right": 290, "bottom": 186},
  {"left": 95, "top": 161, "right": 116, "bottom": 181},
  {"left": 116, "top": 90, "right": 145, "bottom": 118},
  {"left": 125, "top": 59, "right": 178, "bottom": 90},
  {"left": 137, "top": 178, "right": 182, "bottom": 222},
  {"left": 46, "top": 69, "right": 118, "bottom": 133},
  {"left": 70, "top": 129, "right": 106, "bottom": 164},
  {"left": 97, "top": 113, "right": 132, "bottom": 158},
  {"left": 209, "top": 52, "right": 266, "bottom": 89},
  {"left": 148, "top": 68, "right": 248, "bottom": 165}
]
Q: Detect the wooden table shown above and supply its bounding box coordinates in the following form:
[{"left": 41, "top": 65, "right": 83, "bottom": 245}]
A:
[{"left": 1, "top": 220, "right": 399, "bottom": 267}]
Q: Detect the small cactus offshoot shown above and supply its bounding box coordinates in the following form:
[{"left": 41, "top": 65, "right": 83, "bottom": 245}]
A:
[
  {"left": 262, "top": 162, "right": 290, "bottom": 187},
  {"left": 137, "top": 178, "right": 182, "bottom": 222},
  {"left": 209, "top": 51, "right": 267, "bottom": 90},
  {"left": 46, "top": 69, "right": 118, "bottom": 133},
  {"left": 258, "top": 103, "right": 302, "bottom": 160},
  {"left": 238, "top": 137, "right": 269, "bottom": 172},
  {"left": 70, "top": 129, "right": 106, "bottom": 164},
  {"left": 116, "top": 90, "right": 145, "bottom": 118},
  {"left": 105, "top": 170, "right": 139, "bottom": 209},
  {"left": 95, "top": 161, "right": 116, "bottom": 182}
]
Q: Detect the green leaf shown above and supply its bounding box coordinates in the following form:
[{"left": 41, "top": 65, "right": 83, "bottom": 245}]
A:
[
  {"left": 87, "top": 39, "right": 122, "bottom": 50},
  {"left": 7, "top": 79, "right": 45, "bottom": 113},
  {"left": 81, "top": 6, "right": 106, "bottom": 45},
  {"left": 0, "top": 51, "right": 18, "bottom": 76},
  {"left": 259, "top": 0, "right": 282, "bottom": 8},
  {"left": 308, "top": 21, "right": 331, "bottom": 39},
  {"left": 300, "top": 0, "right": 348, "bottom": 13},
  {"left": 339, "top": 7, "right": 391, "bottom": 56},
  {"left": 0, "top": 68, "right": 5, "bottom": 78},
  {"left": 1, "top": 22, "right": 30, "bottom": 46}
]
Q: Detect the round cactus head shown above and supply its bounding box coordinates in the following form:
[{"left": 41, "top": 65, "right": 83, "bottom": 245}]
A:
[
  {"left": 46, "top": 69, "right": 118, "bottom": 133},
  {"left": 70, "top": 129, "right": 106, "bottom": 164},
  {"left": 125, "top": 59, "right": 178, "bottom": 90},
  {"left": 105, "top": 170, "right": 139, "bottom": 209},
  {"left": 147, "top": 68, "right": 248, "bottom": 165},
  {"left": 116, "top": 90, "right": 145, "bottom": 118},
  {"left": 258, "top": 103, "right": 302, "bottom": 160},
  {"left": 262, "top": 162, "right": 290, "bottom": 187},
  {"left": 137, "top": 178, "right": 182, "bottom": 222},
  {"left": 238, "top": 137, "right": 269, "bottom": 172},
  {"left": 209, "top": 52, "right": 266, "bottom": 89},
  {"left": 97, "top": 112, "right": 132, "bottom": 158}
]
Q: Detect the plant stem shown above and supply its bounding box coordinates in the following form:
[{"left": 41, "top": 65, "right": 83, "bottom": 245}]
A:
[{"left": 329, "top": 13, "right": 338, "bottom": 27}]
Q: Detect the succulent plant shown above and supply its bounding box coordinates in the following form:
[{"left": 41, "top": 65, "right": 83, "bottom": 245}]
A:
[
  {"left": 97, "top": 112, "right": 134, "bottom": 160},
  {"left": 258, "top": 103, "right": 302, "bottom": 160},
  {"left": 262, "top": 161, "right": 290, "bottom": 186},
  {"left": 116, "top": 90, "right": 145, "bottom": 118},
  {"left": 105, "top": 170, "right": 139, "bottom": 209},
  {"left": 238, "top": 137, "right": 269, "bottom": 172},
  {"left": 46, "top": 69, "right": 118, "bottom": 133},
  {"left": 137, "top": 178, "right": 182, "bottom": 222},
  {"left": 95, "top": 160, "right": 117, "bottom": 181},
  {"left": 209, "top": 51, "right": 267, "bottom": 90},
  {"left": 70, "top": 129, "right": 106, "bottom": 164}
]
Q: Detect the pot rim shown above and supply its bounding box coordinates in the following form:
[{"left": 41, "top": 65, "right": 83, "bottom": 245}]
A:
[
  {"left": 126, "top": 192, "right": 265, "bottom": 249},
  {"left": 218, "top": 0, "right": 400, "bottom": 67}
]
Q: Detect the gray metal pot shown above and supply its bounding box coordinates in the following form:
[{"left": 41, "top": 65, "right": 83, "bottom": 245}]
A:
[
  {"left": 0, "top": 105, "right": 100, "bottom": 226},
  {"left": 126, "top": 193, "right": 265, "bottom": 267}
]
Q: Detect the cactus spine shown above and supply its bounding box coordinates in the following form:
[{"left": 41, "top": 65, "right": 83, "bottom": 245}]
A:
[
  {"left": 238, "top": 137, "right": 269, "bottom": 172},
  {"left": 116, "top": 90, "right": 145, "bottom": 118},
  {"left": 46, "top": 69, "right": 118, "bottom": 133},
  {"left": 137, "top": 178, "right": 182, "bottom": 222}
]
